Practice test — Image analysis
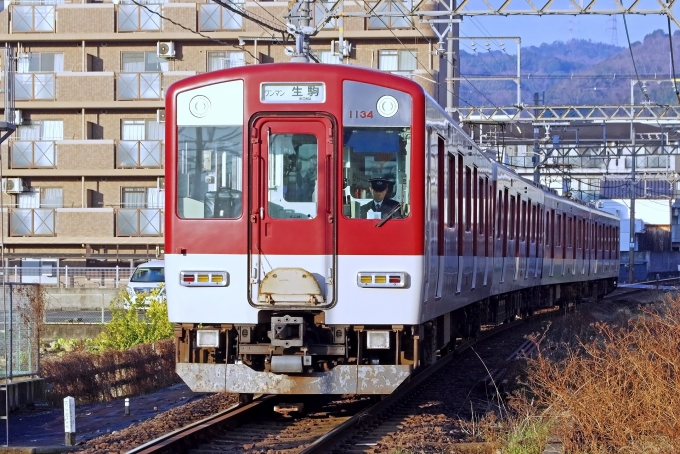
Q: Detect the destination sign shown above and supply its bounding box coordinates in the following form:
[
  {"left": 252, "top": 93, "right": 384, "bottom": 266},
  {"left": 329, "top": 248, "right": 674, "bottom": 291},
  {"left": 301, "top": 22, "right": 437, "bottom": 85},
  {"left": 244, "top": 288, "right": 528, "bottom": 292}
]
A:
[{"left": 261, "top": 83, "right": 325, "bottom": 103}]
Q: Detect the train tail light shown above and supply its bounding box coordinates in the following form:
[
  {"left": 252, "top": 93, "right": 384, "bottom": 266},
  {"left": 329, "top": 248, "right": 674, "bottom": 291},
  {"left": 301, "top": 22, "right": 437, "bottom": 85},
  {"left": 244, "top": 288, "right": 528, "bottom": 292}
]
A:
[
  {"left": 180, "top": 271, "right": 229, "bottom": 287},
  {"left": 357, "top": 272, "right": 407, "bottom": 288}
]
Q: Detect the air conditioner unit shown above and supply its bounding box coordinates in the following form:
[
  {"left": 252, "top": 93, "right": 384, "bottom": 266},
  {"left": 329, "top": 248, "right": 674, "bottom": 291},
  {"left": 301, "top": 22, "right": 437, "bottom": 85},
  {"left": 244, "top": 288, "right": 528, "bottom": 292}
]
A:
[
  {"left": 157, "top": 41, "right": 176, "bottom": 59},
  {"left": 13, "top": 110, "right": 23, "bottom": 125},
  {"left": 2, "top": 178, "right": 24, "bottom": 194},
  {"left": 156, "top": 109, "right": 165, "bottom": 123},
  {"left": 157, "top": 177, "right": 165, "bottom": 190},
  {"left": 331, "top": 40, "right": 352, "bottom": 57}
]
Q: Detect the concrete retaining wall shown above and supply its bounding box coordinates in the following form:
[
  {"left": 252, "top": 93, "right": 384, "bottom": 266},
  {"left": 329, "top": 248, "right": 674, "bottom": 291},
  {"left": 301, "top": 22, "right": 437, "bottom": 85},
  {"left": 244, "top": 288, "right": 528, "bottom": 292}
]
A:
[
  {"left": 0, "top": 377, "right": 45, "bottom": 415},
  {"left": 43, "top": 324, "right": 107, "bottom": 342},
  {"left": 44, "top": 288, "right": 121, "bottom": 311}
]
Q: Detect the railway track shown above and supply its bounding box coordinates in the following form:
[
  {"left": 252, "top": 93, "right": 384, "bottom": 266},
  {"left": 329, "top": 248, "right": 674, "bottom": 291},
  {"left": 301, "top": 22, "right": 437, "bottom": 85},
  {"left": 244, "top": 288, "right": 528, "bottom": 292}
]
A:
[{"left": 127, "top": 310, "right": 557, "bottom": 454}]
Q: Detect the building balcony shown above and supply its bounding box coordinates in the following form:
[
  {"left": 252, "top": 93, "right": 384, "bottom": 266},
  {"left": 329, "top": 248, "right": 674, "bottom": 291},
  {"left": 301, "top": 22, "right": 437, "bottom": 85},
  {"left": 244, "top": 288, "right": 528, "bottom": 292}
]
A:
[
  {"left": 116, "top": 208, "right": 163, "bottom": 237},
  {"left": 0, "top": 72, "right": 194, "bottom": 108},
  {"left": 6, "top": 208, "right": 163, "bottom": 240},
  {"left": 117, "top": 141, "right": 163, "bottom": 168},
  {"left": 0, "top": 1, "right": 436, "bottom": 39},
  {"left": 4, "top": 140, "right": 164, "bottom": 176},
  {"left": 10, "top": 209, "right": 55, "bottom": 236},
  {"left": 11, "top": 141, "right": 56, "bottom": 168}
]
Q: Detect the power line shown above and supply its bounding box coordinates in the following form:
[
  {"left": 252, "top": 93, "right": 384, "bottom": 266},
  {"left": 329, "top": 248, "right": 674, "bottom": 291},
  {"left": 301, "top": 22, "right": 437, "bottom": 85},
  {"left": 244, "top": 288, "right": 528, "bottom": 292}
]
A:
[
  {"left": 623, "top": 14, "right": 649, "bottom": 104},
  {"left": 667, "top": 15, "right": 680, "bottom": 104}
]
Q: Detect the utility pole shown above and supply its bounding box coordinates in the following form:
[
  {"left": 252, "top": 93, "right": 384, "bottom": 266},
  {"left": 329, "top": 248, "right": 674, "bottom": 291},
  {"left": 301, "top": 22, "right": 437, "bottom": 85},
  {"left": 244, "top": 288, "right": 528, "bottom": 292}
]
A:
[
  {"left": 533, "top": 92, "right": 540, "bottom": 184},
  {"left": 290, "top": 0, "right": 312, "bottom": 62},
  {"left": 629, "top": 125, "right": 636, "bottom": 283}
]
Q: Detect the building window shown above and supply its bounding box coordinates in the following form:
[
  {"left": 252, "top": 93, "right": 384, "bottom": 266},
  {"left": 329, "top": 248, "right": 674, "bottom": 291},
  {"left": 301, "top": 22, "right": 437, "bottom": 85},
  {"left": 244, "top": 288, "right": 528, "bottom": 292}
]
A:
[
  {"left": 378, "top": 50, "right": 417, "bottom": 72},
  {"left": 17, "top": 52, "right": 63, "bottom": 73},
  {"left": 121, "top": 52, "right": 168, "bottom": 72},
  {"left": 207, "top": 51, "right": 246, "bottom": 71},
  {"left": 121, "top": 187, "right": 164, "bottom": 209},
  {"left": 121, "top": 119, "right": 164, "bottom": 141},
  {"left": 17, "top": 187, "right": 63, "bottom": 208},
  {"left": 16, "top": 121, "right": 64, "bottom": 141}
]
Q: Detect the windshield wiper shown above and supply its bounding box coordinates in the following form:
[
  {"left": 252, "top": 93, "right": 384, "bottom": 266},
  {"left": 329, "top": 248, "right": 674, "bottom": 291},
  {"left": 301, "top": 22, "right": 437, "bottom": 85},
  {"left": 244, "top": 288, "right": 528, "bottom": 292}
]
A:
[{"left": 375, "top": 204, "right": 402, "bottom": 228}]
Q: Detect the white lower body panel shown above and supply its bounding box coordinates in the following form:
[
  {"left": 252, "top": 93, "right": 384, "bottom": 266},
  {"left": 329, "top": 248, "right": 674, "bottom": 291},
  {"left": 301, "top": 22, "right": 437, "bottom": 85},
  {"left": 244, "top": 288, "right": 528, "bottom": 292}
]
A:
[{"left": 166, "top": 253, "right": 424, "bottom": 325}]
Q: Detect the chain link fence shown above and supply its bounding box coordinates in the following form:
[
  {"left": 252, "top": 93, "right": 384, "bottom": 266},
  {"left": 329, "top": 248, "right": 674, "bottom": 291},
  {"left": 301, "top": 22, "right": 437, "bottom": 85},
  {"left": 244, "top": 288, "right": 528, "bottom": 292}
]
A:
[
  {"left": 0, "top": 284, "right": 43, "bottom": 378},
  {"left": 0, "top": 266, "right": 134, "bottom": 289}
]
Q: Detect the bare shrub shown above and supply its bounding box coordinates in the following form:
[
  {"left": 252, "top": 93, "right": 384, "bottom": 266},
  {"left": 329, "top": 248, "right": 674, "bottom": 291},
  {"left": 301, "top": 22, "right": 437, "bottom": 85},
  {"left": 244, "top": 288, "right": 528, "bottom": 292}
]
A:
[
  {"left": 40, "top": 339, "right": 180, "bottom": 405},
  {"left": 526, "top": 295, "right": 680, "bottom": 453},
  {"left": 15, "top": 284, "right": 47, "bottom": 374}
]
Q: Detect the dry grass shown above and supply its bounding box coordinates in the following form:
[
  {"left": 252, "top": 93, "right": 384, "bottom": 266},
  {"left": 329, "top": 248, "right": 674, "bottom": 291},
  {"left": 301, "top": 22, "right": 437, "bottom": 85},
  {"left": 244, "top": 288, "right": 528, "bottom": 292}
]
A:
[{"left": 523, "top": 293, "right": 680, "bottom": 453}]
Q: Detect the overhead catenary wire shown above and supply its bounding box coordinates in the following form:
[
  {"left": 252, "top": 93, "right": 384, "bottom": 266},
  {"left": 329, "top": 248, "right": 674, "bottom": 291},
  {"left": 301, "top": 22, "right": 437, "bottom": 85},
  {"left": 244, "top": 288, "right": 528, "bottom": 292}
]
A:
[
  {"left": 623, "top": 14, "right": 650, "bottom": 104},
  {"left": 667, "top": 15, "right": 680, "bottom": 104}
]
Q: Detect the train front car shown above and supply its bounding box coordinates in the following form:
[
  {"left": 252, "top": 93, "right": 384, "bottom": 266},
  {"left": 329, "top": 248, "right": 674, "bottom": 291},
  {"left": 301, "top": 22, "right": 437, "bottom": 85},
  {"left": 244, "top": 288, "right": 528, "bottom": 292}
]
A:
[{"left": 165, "top": 64, "right": 425, "bottom": 395}]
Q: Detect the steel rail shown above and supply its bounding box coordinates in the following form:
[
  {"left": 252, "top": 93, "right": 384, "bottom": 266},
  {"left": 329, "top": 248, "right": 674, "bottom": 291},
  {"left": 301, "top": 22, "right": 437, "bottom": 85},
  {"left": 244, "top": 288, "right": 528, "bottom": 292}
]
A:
[
  {"left": 299, "top": 316, "right": 531, "bottom": 454},
  {"left": 126, "top": 395, "right": 280, "bottom": 454}
]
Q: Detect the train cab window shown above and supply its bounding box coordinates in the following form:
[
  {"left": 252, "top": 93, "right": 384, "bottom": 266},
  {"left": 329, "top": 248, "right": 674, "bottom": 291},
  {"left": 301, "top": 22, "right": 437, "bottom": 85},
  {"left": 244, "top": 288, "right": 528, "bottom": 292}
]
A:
[
  {"left": 177, "top": 126, "right": 243, "bottom": 219},
  {"left": 267, "top": 134, "right": 318, "bottom": 219},
  {"left": 342, "top": 127, "right": 410, "bottom": 220}
]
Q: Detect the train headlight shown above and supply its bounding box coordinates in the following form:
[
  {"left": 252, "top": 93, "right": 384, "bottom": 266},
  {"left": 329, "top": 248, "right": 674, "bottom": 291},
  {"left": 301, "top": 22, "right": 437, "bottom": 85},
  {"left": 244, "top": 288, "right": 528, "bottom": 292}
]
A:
[
  {"left": 366, "top": 331, "right": 390, "bottom": 349},
  {"left": 181, "top": 271, "right": 229, "bottom": 287},
  {"left": 196, "top": 330, "right": 220, "bottom": 347},
  {"left": 357, "top": 272, "right": 407, "bottom": 288}
]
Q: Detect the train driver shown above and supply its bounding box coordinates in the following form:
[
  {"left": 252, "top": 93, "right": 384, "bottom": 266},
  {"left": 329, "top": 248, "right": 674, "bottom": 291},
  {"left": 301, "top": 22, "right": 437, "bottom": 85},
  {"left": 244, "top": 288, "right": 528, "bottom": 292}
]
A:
[{"left": 360, "top": 178, "right": 402, "bottom": 220}]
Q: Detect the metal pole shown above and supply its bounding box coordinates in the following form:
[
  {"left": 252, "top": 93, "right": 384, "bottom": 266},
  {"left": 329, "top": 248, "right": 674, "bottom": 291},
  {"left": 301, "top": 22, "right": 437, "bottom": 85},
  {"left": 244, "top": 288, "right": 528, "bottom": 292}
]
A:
[
  {"left": 629, "top": 126, "right": 636, "bottom": 283},
  {"left": 338, "top": 0, "right": 343, "bottom": 63},
  {"left": 533, "top": 93, "right": 540, "bottom": 184},
  {"left": 446, "top": 29, "right": 454, "bottom": 112}
]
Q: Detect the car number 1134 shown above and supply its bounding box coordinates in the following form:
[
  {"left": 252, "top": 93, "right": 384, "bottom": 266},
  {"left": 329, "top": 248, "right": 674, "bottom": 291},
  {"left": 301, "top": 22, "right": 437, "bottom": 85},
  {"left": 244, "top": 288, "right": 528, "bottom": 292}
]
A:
[{"left": 348, "top": 110, "right": 374, "bottom": 118}]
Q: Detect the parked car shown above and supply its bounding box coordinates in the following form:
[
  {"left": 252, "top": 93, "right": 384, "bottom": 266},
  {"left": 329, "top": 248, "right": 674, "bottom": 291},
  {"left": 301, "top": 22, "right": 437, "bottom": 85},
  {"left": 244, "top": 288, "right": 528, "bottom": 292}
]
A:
[{"left": 125, "top": 260, "right": 165, "bottom": 308}]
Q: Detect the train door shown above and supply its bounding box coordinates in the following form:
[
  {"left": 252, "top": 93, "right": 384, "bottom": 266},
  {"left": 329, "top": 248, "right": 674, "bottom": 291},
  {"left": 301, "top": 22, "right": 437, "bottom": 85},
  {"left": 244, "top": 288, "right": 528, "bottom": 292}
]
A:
[{"left": 248, "top": 116, "right": 335, "bottom": 307}]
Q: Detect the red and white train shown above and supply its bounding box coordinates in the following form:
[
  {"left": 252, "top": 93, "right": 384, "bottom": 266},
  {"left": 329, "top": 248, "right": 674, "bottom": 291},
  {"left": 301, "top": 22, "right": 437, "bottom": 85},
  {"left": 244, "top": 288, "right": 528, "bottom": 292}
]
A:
[{"left": 165, "top": 63, "right": 619, "bottom": 396}]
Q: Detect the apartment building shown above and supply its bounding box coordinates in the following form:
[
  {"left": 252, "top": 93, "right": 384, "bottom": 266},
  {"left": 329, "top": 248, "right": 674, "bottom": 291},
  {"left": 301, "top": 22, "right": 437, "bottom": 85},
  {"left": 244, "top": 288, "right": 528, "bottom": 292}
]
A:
[{"left": 0, "top": 0, "right": 447, "bottom": 267}]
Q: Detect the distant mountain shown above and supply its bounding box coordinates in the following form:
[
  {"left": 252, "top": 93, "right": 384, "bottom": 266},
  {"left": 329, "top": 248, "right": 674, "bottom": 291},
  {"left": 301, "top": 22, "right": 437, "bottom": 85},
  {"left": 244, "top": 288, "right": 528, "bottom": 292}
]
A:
[{"left": 458, "top": 30, "right": 680, "bottom": 106}]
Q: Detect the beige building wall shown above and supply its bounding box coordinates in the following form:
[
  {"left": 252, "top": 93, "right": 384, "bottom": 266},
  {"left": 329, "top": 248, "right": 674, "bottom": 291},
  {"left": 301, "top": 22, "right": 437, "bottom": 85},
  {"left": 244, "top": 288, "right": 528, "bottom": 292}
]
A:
[{"left": 0, "top": 1, "right": 441, "bottom": 263}]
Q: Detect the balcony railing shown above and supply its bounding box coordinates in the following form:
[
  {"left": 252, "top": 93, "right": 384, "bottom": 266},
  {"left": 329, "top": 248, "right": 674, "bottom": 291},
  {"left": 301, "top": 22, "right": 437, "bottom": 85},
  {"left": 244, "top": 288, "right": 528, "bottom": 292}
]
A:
[
  {"left": 117, "top": 140, "right": 163, "bottom": 168},
  {"left": 117, "top": 73, "right": 161, "bottom": 100},
  {"left": 11, "top": 141, "right": 56, "bottom": 168},
  {"left": 12, "top": 5, "right": 55, "bottom": 32},
  {"left": 10, "top": 209, "right": 55, "bottom": 236},
  {"left": 116, "top": 209, "right": 163, "bottom": 236},
  {"left": 199, "top": 3, "right": 242, "bottom": 31},
  {"left": 117, "top": 4, "right": 161, "bottom": 32},
  {"left": 15, "top": 73, "right": 55, "bottom": 100}
]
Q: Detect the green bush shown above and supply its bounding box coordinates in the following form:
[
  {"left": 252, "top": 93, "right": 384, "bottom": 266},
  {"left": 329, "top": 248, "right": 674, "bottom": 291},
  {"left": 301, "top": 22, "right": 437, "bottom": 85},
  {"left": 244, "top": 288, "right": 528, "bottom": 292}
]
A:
[{"left": 94, "top": 286, "right": 173, "bottom": 350}]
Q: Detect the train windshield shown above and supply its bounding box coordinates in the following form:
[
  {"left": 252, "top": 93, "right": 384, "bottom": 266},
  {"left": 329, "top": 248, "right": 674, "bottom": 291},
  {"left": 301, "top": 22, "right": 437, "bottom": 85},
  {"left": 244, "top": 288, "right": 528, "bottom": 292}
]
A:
[
  {"left": 267, "top": 133, "right": 318, "bottom": 219},
  {"left": 177, "top": 126, "right": 243, "bottom": 219},
  {"left": 342, "top": 127, "right": 410, "bottom": 220}
]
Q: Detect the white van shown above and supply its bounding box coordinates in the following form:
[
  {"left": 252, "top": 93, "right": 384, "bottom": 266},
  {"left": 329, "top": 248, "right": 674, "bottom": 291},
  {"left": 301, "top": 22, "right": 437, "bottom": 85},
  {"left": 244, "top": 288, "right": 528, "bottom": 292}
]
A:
[{"left": 126, "top": 259, "right": 165, "bottom": 306}]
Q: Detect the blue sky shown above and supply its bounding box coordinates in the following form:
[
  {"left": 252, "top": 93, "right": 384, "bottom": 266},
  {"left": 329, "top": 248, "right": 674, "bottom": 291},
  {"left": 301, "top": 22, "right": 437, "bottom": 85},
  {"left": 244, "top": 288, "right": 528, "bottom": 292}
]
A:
[{"left": 459, "top": 14, "right": 673, "bottom": 50}]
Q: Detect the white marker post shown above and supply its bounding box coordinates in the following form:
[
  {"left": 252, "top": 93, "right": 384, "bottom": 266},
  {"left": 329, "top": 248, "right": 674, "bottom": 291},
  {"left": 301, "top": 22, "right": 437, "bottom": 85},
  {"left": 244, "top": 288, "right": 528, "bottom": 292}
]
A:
[
  {"left": 125, "top": 398, "right": 130, "bottom": 416},
  {"left": 63, "top": 396, "right": 76, "bottom": 446}
]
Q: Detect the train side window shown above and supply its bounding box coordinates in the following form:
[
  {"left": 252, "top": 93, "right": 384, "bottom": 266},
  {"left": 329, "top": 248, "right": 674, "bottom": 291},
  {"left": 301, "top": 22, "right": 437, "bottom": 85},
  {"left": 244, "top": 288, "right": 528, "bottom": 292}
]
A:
[
  {"left": 465, "top": 166, "right": 472, "bottom": 232},
  {"left": 448, "top": 155, "right": 455, "bottom": 227},
  {"left": 509, "top": 195, "right": 516, "bottom": 241},
  {"left": 342, "top": 127, "right": 410, "bottom": 220},
  {"left": 268, "top": 133, "right": 318, "bottom": 219},
  {"left": 177, "top": 126, "right": 243, "bottom": 219},
  {"left": 555, "top": 214, "right": 561, "bottom": 247},
  {"left": 458, "top": 155, "right": 463, "bottom": 245}
]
